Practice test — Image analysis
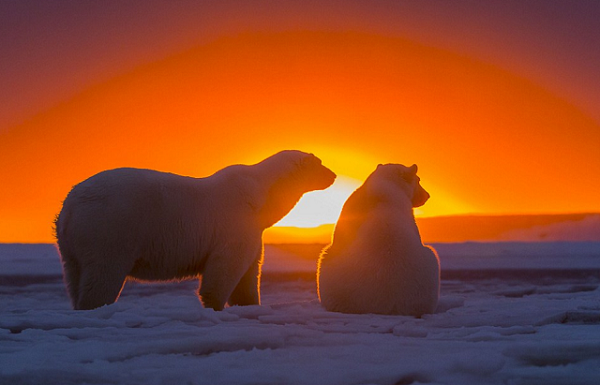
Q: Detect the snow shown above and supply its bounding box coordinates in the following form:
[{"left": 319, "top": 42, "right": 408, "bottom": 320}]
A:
[{"left": 1, "top": 243, "right": 600, "bottom": 385}]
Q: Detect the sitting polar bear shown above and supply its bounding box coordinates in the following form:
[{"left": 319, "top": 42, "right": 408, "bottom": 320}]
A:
[
  {"left": 317, "top": 164, "right": 439, "bottom": 316},
  {"left": 55, "top": 150, "right": 335, "bottom": 310}
]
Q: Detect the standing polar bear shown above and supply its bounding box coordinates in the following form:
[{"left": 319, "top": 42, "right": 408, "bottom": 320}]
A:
[
  {"left": 55, "top": 150, "right": 335, "bottom": 310},
  {"left": 317, "top": 164, "right": 439, "bottom": 316}
]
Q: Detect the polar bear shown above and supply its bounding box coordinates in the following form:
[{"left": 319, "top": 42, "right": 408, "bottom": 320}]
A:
[
  {"left": 55, "top": 150, "right": 335, "bottom": 310},
  {"left": 317, "top": 164, "right": 439, "bottom": 316}
]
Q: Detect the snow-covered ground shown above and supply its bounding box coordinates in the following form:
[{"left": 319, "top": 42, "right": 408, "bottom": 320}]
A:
[{"left": 1, "top": 243, "right": 600, "bottom": 385}]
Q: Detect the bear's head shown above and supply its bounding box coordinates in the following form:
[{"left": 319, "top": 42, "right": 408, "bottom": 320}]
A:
[
  {"left": 296, "top": 152, "right": 337, "bottom": 191},
  {"left": 260, "top": 150, "right": 336, "bottom": 191},
  {"left": 370, "top": 163, "right": 430, "bottom": 208},
  {"left": 257, "top": 150, "right": 336, "bottom": 228}
]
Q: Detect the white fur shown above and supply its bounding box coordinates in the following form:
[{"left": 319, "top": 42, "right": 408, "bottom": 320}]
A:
[
  {"left": 55, "top": 150, "right": 335, "bottom": 310},
  {"left": 317, "top": 164, "right": 439, "bottom": 316}
]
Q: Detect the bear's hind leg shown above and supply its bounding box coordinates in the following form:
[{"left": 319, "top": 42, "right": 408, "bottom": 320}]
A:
[
  {"left": 76, "top": 261, "right": 130, "bottom": 310},
  {"left": 61, "top": 257, "right": 81, "bottom": 309}
]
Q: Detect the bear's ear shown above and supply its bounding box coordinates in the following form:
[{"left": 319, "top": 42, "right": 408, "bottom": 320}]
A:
[
  {"left": 300, "top": 153, "right": 321, "bottom": 168},
  {"left": 399, "top": 165, "right": 417, "bottom": 182}
]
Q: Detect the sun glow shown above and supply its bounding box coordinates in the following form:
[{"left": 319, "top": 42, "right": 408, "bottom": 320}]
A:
[
  {"left": 1, "top": 28, "right": 599, "bottom": 243},
  {"left": 272, "top": 172, "right": 474, "bottom": 229},
  {"left": 414, "top": 182, "right": 477, "bottom": 218},
  {"left": 274, "top": 175, "right": 361, "bottom": 228}
]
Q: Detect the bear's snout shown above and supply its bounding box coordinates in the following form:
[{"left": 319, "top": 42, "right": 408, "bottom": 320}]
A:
[
  {"left": 323, "top": 166, "right": 337, "bottom": 185},
  {"left": 315, "top": 165, "right": 336, "bottom": 191},
  {"left": 412, "top": 186, "right": 430, "bottom": 208}
]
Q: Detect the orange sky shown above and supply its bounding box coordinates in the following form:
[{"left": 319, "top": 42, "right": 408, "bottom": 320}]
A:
[{"left": 1, "top": 2, "right": 600, "bottom": 243}]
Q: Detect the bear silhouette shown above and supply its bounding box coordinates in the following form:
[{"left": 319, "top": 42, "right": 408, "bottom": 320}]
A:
[
  {"left": 55, "top": 150, "right": 336, "bottom": 310},
  {"left": 317, "top": 164, "right": 439, "bottom": 316}
]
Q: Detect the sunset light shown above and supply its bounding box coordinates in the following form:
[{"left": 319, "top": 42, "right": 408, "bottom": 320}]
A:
[
  {"left": 1, "top": 2, "right": 599, "bottom": 243},
  {"left": 4, "top": 3, "right": 600, "bottom": 383},
  {"left": 274, "top": 175, "right": 361, "bottom": 228}
]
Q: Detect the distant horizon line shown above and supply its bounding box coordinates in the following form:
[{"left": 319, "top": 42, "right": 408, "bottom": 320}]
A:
[
  {"left": 272, "top": 212, "right": 600, "bottom": 228},
  {"left": 2, "top": 212, "right": 598, "bottom": 244}
]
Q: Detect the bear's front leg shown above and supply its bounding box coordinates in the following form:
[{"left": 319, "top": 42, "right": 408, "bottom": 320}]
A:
[
  {"left": 198, "top": 240, "right": 262, "bottom": 311},
  {"left": 228, "top": 253, "right": 262, "bottom": 306}
]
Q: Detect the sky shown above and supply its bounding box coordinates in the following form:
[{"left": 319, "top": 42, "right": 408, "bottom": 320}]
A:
[{"left": 1, "top": 0, "right": 600, "bottom": 243}]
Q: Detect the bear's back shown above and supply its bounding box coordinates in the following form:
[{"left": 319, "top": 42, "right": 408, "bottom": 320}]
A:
[
  {"left": 318, "top": 170, "right": 439, "bottom": 316},
  {"left": 319, "top": 213, "right": 439, "bottom": 315}
]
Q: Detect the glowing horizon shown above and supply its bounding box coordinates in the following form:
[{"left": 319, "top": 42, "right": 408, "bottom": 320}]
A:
[{"left": 274, "top": 175, "right": 361, "bottom": 228}]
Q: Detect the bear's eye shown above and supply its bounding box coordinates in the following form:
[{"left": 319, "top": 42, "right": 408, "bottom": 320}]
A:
[{"left": 400, "top": 172, "right": 413, "bottom": 182}]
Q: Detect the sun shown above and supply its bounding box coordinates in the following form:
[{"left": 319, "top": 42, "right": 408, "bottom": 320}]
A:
[
  {"left": 274, "top": 175, "right": 361, "bottom": 228},
  {"left": 271, "top": 169, "right": 475, "bottom": 231}
]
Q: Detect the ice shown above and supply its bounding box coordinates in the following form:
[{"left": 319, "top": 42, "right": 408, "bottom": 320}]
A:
[{"left": 1, "top": 243, "right": 600, "bottom": 384}]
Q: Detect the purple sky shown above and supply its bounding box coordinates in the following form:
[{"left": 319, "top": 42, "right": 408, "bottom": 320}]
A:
[{"left": 1, "top": 0, "right": 599, "bottom": 131}]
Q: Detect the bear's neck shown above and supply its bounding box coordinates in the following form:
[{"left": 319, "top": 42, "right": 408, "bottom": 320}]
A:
[
  {"left": 259, "top": 178, "right": 304, "bottom": 229},
  {"left": 251, "top": 161, "right": 304, "bottom": 229},
  {"left": 369, "top": 183, "right": 415, "bottom": 216},
  {"left": 395, "top": 195, "right": 417, "bottom": 217}
]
